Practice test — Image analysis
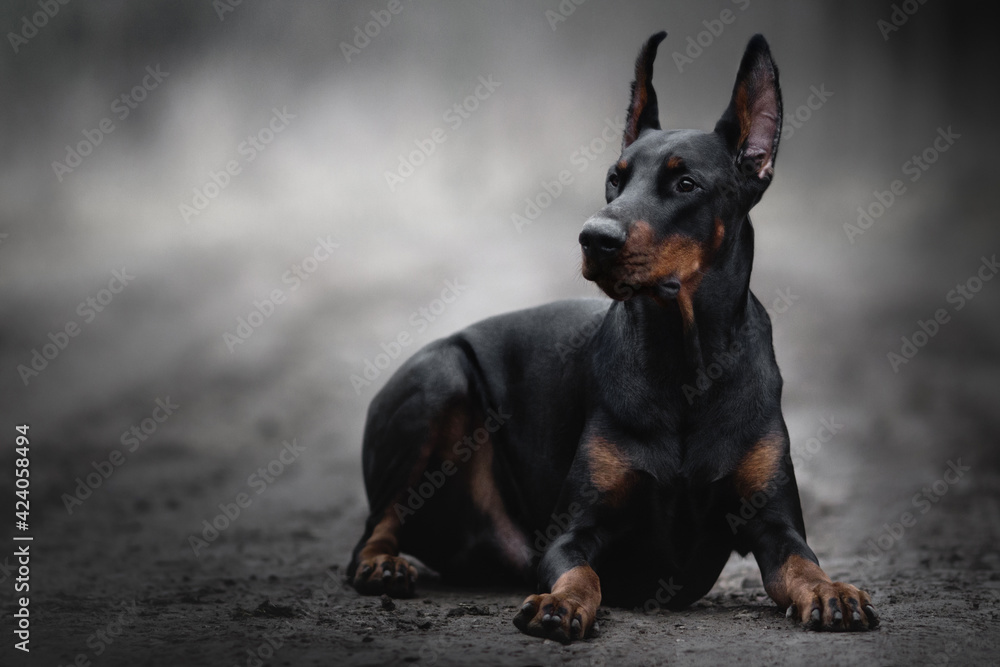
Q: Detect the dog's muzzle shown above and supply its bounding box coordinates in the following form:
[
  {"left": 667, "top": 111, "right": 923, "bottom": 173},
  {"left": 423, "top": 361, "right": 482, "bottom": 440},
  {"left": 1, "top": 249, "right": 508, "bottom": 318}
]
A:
[{"left": 579, "top": 217, "right": 626, "bottom": 277}]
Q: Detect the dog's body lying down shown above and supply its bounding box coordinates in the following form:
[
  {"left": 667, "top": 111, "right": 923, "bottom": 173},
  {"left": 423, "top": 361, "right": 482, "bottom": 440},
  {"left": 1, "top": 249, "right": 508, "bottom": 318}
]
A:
[{"left": 348, "top": 32, "right": 879, "bottom": 642}]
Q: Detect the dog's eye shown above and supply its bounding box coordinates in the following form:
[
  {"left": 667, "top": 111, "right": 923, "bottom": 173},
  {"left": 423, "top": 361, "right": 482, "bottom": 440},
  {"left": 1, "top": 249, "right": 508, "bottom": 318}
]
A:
[
  {"left": 677, "top": 177, "right": 696, "bottom": 192},
  {"left": 609, "top": 173, "right": 620, "bottom": 188}
]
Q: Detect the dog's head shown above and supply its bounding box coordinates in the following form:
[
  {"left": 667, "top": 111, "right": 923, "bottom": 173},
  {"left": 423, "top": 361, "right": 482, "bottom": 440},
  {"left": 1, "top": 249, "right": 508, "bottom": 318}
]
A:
[{"left": 580, "top": 32, "right": 782, "bottom": 305}]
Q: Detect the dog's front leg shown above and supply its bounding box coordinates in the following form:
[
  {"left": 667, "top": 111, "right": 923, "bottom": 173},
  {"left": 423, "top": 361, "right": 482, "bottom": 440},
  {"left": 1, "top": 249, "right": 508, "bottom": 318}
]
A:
[
  {"left": 750, "top": 524, "right": 879, "bottom": 631},
  {"left": 734, "top": 435, "right": 879, "bottom": 631},
  {"left": 513, "top": 527, "right": 605, "bottom": 643},
  {"left": 513, "top": 435, "right": 636, "bottom": 643},
  {"left": 514, "top": 558, "right": 602, "bottom": 643}
]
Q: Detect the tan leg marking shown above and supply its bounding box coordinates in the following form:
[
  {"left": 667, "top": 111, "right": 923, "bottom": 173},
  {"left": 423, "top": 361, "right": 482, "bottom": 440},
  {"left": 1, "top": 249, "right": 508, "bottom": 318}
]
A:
[
  {"left": 585, "top": 437, "right": 637, "bottom": 508},
  {"left": 466, "top": 437, "right": 531, "bottom": 571},
  {"left": 733, "top": 433, "right": 784, "bottom": 498}
]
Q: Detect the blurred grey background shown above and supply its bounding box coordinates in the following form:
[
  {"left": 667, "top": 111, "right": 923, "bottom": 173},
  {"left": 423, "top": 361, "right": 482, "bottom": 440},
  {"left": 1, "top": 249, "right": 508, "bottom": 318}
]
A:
[
  {"left": 1, "top": 1, "right": 999, "bottom": 663},
  {"left": 2, "top": 0, "right": 996, "bottom": 459}
]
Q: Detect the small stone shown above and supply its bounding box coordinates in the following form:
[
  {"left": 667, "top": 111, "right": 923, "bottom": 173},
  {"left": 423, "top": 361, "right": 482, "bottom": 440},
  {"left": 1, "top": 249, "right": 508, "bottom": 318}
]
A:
[{"left": 466, "top": 605, "right": 493, "bottom": 616}]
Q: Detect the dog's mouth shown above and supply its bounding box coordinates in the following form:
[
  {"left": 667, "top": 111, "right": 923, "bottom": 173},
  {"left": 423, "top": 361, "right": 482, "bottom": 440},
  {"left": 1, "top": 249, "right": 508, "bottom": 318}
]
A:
[
  {"left": 654, "top": 277, "right": 682, "bottom": 299},
  {"left": 583, "top": 246, "right": 698, "bottom": 302},
  {"left": 581, "top": 220, "right": 709, "bottom": 302},
  {"left": 586, "top": 273, "right": 684, "bottom": 302}
]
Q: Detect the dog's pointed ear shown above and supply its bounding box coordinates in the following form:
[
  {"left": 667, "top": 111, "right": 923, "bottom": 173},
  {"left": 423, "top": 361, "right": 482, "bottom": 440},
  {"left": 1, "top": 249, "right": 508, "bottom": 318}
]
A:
[
  {"left": 714, "top": 34, "right": 782, "bottom": 184},
  {"left": 622, "top": 31, "right": 667, "bottom": 151}
]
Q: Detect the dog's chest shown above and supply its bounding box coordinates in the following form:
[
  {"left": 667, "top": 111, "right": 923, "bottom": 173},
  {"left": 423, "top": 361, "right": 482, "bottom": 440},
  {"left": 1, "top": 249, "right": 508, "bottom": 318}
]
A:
[{"left": 627, "top": 418, "right": 747, "bottom": 489}]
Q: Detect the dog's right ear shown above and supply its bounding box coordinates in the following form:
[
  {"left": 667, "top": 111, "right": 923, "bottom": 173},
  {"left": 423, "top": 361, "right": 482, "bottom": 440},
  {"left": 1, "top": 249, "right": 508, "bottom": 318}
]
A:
[
  {"left": 714, "top": 35, "right": 782, "bottom": 186},
  {"left": 622, "top": 31, "right": 667, "bottom": 151}
]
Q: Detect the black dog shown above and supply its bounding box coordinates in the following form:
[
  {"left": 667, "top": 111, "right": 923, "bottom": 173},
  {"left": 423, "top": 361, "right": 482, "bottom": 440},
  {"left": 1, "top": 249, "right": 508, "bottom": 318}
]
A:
[{"left": 348, "top": 32, "right": 878, "bottom": 642}]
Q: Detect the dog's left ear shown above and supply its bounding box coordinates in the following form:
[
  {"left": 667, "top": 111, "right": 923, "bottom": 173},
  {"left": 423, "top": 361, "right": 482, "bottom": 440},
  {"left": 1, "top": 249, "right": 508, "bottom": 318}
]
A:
[
  {"left": 715, "top": 34, "right": 782, "bottom": 185},
  {"left": 622, "top": 31, "right": 667, "bottom": 151}
]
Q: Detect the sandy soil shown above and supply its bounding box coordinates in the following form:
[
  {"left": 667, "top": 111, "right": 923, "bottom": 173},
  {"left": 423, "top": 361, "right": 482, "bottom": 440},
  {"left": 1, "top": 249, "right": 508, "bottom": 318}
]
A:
[{"left": 3, "top": 4, "right": 999, "bottom": 665}]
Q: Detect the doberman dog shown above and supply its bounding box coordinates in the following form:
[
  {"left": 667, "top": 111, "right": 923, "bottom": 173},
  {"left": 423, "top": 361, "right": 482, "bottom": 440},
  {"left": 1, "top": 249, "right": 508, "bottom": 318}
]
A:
[{"left": 348, "top": 32, "right": 879, "bottom": 642}]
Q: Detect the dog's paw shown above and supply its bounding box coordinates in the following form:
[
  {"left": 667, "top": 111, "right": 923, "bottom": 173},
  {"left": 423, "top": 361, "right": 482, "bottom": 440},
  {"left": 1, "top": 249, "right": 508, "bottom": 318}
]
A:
[
  {"left": 512, "top": 592, "right": 599, "bottom": 644},
  {"left": 785, "top": 581, "right": 879, "bottom": 632},
  {"left": 351, "top": 554, "right": 418, "bottom": 598}
]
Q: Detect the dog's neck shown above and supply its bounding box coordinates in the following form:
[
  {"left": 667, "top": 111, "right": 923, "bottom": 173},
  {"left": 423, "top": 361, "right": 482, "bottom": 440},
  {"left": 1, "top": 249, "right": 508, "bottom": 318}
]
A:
[
  {"left": 690, "top": 213, "right": 757, "bottom": 356},
  {"left": 608, "top": 214, "right": 756, "bottom": 369}
]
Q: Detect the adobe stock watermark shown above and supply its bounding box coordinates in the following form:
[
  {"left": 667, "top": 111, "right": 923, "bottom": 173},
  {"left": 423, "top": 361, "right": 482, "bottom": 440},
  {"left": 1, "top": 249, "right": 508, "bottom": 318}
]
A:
[
  {"left": 56, "top": 600, "right": 138, "bottom": 667},
  {"left": 514, "top": 481, "right": 601, "bottom": 564},
  {"left": 844, "top": 126, "right": 960, "bottom": 244},
  {"left": 312, "top": 568, "right": 354, "bottom": 603},
  {"left": 860, "top": 458, "right": 969, "bottom": 567},
  {"left": 511, "top": 115, "right": 626, "bottom": 233},
  {"left": 558, "top": 288, "right": 798, "bottom": 372},
  {"left": 781, "top": 84, "right": 833, "bottom": 141},
  {"left": 384, "top": 75, "right": 501, "bottom": 192},
  {"left": 340, "top": 0, "right": 412, "bottom": 63},
  {"left": 16, "top": 267, "right": 135, "bottom": 386},
  {"left": 877, "top": 0, "right": 929, "bottom": 41},
  {"left": 61, "top": 396, "right": 180, "bottom": 514},
  {"left": 188, "top": 439, "right": 307, "bottom": 557},
  {"left": 544, "top": 0, "right": 587, "bottom": 31},
  {"left": 671, "top": 0, "right": 751, "bottom": 73},
  {"left": 51, "top": 64, "right": 170, "bottom": 182},
  {"left": 887, "top": 253, "right": 997, "bottom": 373},
  {"left": 636, "top": 577, "right": 684, "bottom": 615},
  {"left": 213, "top": 0, "right": 243, "bottom": 21},
  {"left": 928, "top": 643, "right": 964, "bottom": 666},
  {"left": 349, "top": 278, "right": 469, "bottom": 394},
  {"left": 179, "top": 106, "right": 295, "bottom": 224},
  {"left": 7, "top": 0, "right": 71, "bottom": 55},
  {"left": 232, "top": 622, "right": 296, "bottom": 667},
  {"left": 726, "top": 416, "right": 842, "bottom": 534},
  {"left": 681, "top": 287, "right": 799, "bottom": 403},
  {"left": 223, "top": 236, "right": 340, "bottom": 352},
  {"left": 554, "top": 312, "right": 604, "bottom": 363},
  {"left": 392, "top": 407, "right": 512, "bottom": 524}
]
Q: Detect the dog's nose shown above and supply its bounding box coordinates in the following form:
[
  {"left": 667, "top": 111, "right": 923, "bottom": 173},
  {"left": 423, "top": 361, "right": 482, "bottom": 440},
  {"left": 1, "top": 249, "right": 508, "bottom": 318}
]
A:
[{"left": 579, "top": 218, "right": 626, "bottom": 260}]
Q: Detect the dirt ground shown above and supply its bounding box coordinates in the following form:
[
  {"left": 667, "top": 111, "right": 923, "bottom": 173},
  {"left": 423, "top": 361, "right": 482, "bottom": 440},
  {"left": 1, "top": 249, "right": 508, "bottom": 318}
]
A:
[{"left": 3, "top": 2, "right": 1000, "bottom": 666}]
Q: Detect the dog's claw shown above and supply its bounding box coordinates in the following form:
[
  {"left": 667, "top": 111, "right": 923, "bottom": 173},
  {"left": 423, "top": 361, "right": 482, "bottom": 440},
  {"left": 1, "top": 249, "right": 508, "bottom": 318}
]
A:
[
  {"left": 352, "top": 554, "right": 417, "bottom": 598},
  {"left": 864, "top": 604, "right": 880, "bottom": 628},
  {"left": 550, "top": 627, "right": 571, "bottom": 644},
  {"left": 514, "top": 592, "right": 597, "bottom": 643},
  {"left": 512, "top": 604, "right": 533, "bottom": 632},
  {"left": 790, "top": 582, "right": 876, "bottom": 632}
]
